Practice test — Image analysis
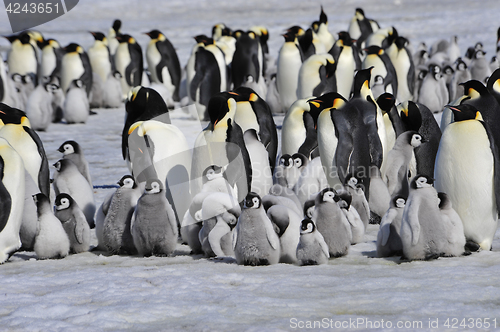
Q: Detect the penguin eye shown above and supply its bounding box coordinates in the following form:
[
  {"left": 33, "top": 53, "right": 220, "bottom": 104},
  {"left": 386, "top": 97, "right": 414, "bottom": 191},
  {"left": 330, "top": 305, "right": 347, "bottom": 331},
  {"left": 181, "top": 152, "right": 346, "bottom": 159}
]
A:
[
  {"left": 280, "top": 158, "right": 285, "bottom": 165},
  {"left": 414, "top": 135, "right": 421, "bottom": 141},
  {"left": 13, "top": 74, "right": 22, "bottom": 82},
  {"left": 252, "top": 197, "right": 260, "bottom": 207},
  {"left": 62, "top": 198, "right": 69, "bottom": 205},
  {"left": 294, "top": 158, "right": 302, "bottom": 167},
  {"left": 23, "top": 75, "right": 32, "bottom": 83}
]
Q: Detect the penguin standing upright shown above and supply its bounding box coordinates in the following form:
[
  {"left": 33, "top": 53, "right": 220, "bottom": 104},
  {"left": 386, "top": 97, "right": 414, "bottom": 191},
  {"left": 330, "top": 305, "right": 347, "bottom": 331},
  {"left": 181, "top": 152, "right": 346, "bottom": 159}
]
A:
[
  {"left": 470, "top": 49, "right": 492, "bottom": 83},
  {"left": 63, "top": 79, "right": 89, "bottom": 124},
  {"left": 5, "top": 32, "right": 38, "bottom": 83},
  {"left": 329, "top": 31, "right": 361, "bottom": 99},
  {"left": 280, "top": 99, "right": 317, "bottom": 158},
  {"left": 107, "top": 19, "right": 122, "bottom": 56},
  {"left": 115, "top": 34, "right": 143, "bottom": 99},
  {"left": 434, "top": 104, "right": 500, "bottom": 251},
  {"left": 131, "top": 178, "right": 178, "bottom": 257},
  {"left": 61, "top": 43, "right": 92, "bottom": 97},
  {"left": 0, "top": 137, "right": 25, "bottom": 263},
  {"left": 377, "top": 196, "right": 406, "bottom": 258},
  {"left": 297, "top": 53, "right": 336, "bottom": 99},
  {"left": 58, "top": 140, "right": 92, "bottom": 185},
  {"left": 54, "top": 193, "right": 91, "bottom": 254},
  {"left": 296, "top": 218, "right": 329, "bottom": 265},
  {"left": 231, "top": 31, "right": 264, "bottom": 90},
  {"left": 449, "top": 58, "right": 471, "bottom": 102},
  {"left": 347, "top": 8, "right": 375, "bottom": 49},
  {"left": 276, "top": 32, "right": 303, "bottom": 112},
  {"left": 39, "top": 38, "right": 63, "bottom": 82},
  {"left": 386, "top": 36, "right": 415, "bottom": 102},
  {"left": 362, "top": 46, "right": 398, "bottom": 99},
  {"left": 25, "top": 80, "right": 63, "bottom": 131},
  {"left": 266, "top": 204, "right": 301, "bottom": 264},
  {"left": 88, "top": 31, "right": 112, "bottom": 108},
  {"left": 417, "top": 64, "right": 448, "bottom": 113},
  {"left": 145, "top": 30, "right": 182, "bottom": 102},
  {"left": 313, "top": 6, "right": 335, "bottom": 53}
]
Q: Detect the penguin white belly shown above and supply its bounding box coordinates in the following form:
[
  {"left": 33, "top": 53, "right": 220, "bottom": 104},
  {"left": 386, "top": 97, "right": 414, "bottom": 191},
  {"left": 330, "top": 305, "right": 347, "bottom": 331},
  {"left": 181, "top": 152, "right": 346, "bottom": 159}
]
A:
[
  {"left": 19, "top": 171, "right": 38, "bottom": 250},
  {"left": 206, "top": 45, "right": 227, "bottom": 92},
  {"left": 146, "top": 43, "right": 162, "bottom": 84},
  {"left": 317, "top": 112, "right": 341, "bottom": 190},
  {"left": 61, "top": 53, "right": 85, "bottom": 94},
  {"left": 89, "top": 46, "right": 112, "bottom": 83},
  {"left": 281, "top": 108, "right": 307, "bottom": 156},
  {"left": 103, "top": 72, "right": 123, "bottom": 108},
  {"left": 8, "top": 44, "right": 37, "bottom": 75},
  {"left": 41, "top": 48, "right": 56, "bottom": 78},
  {"left": 277, "top": 45, "right": 302, "bottom": 111},
  {"left": 115, "top": 43, "right": 132, "bottom": 97},
  {"left": 26, "top": 85, "right": 52, "bottom": 131},
  {"left": 297, "top": 58, "right": 322, "bottom": 99},
  {"left": 63, "top": 88, "right": 89, "bottom": 123},
  {"left": 234, "top": 102, "right": 259, "bottom": 134},
  {"left": 383, "top": 113, "right": 396, "bottom": 152},
  {"left": 0, "top": 125, "right": 42, "bottom": 191},
  {"left": 391, "top": 51, "right": 413, "bottom": 102},
  {"left": 336, "top": 50, "right": 356, "bottom": 99},
  {"left": 434, "top": 122, "right": 497, "bottom": 250},
  {"left": 244, "top": 131, "right": 272, "bottom": 197},
  {"left": 54, "top": 172, "right": 95, "bottom": 226},
  {"left": 34, "top": 211, "right": 70, "bottom": 259},
  {"left": 348, "top": 19, "right": 362, "bottom": 40}
]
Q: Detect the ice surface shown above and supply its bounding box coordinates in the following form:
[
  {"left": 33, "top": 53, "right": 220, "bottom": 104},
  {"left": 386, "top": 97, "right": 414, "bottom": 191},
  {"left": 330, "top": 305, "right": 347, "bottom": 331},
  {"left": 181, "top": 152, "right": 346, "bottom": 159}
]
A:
[{"left": 2, "top": 0, "right": 500, "bottom": 331}]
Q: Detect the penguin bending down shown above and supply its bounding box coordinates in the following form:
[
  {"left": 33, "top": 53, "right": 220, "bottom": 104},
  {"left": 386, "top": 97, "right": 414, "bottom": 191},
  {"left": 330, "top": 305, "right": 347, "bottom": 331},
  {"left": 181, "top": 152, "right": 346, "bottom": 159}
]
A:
[
  {"left": 296, "top": 218, "right": 329, "bottom": 265},
  {"left": 297, "top": 53, "right": 336, "bottom": 99},
  {"left": 54, "top": 193, "right": 91, "bottom": 254},
  {"left": 131, "top": 179, "right": 178, "bottom": 257},
  {"left": 266, "top": 203, "right": 301, "bottom": 264},
  {"left": 233, "top": 192, "right": 280, "bottom": 265}
]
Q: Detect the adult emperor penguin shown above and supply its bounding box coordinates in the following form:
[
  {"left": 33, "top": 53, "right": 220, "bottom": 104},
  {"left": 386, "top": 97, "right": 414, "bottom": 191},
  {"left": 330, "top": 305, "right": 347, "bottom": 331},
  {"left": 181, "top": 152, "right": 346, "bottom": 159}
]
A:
[
  {"left": 33, "top": 193, "right": 70, "bottom": 260},
  {"left": 0, "top": 138, "right": 25, "bottom": 263},
  {"left": 88, "top": 31, "right": 112, "bottom": 108},
  {"left": 231, "top": 31, "right": 263, "bottom": 89},
  {"left": 114, "top": 34, "right": 143, "bottom": 99},
  {"left": 386, "top": 36, "right": 415, "bottom": 102},
  {"left": 276, "top": 32, "right": 303, "bottom": 112},
  {"left": 231, "top": 86, "right": 278, "bottom": 173},
  {"left": 434, "top": 104, "right": 500, "bottom": 251},
  {"left": 63, "top": 79, "right": 90, "bottom": 124},
  {"left": 296, "top": 218, "right": 329, "bottom": 265},
  {"left": 266, "top": 204, "right": 301, "bottom": 264},
  {"left": 313, "top": 188, "right": 351, "bottom": 257},
  {"left": 401, "top": 175, "right": 459, "bottom": 260},
  {"left": 376, "top": 196, "right": 406, "bottom": 258},
  {"left": 329, "top": 31, "right": 361, "bottom": 99},
  {"left": 297, "top": 53, "right": 336, "bottom": 99},
  {"left": 437, "top": 192, "right": 466, "bottom": 256},
  {"left": 54, "top": 193, "right": 91, "bottom": 254},
  {"left": 52, "top": 159, "right": 95, "bottom": 229},
  {"left": 39, "top": 38, "right": 63, "bottom": 82},
  {"left": 61, "top": 43, "right": 92, "bottom": 97},
  {"left": 0, "top": 104, "right": 50, "bottom": 197},
  {"left": 131, "top": 178, "right": 178, "bottom": 257},
  {"left": 347, "top": 8, "right": 375, "bottom": 49},
  {"left": 58, "top": 140, "right": 92, "bottom": 185},
  {"left": 5, "top": 32, "right": 38, "bottom": 83},
  {"left": 312, "top": 6, "right": 335, "bottom": 52},
  {"left": 145, "top": 30, "right": 182, "bottom": 102},
  {"left": 280, "top": 98, "right": 318, "bottom": 158},
  {"left": 233, "top": 192, "right": 280, "bottom": 265},
  {"left": 362, "top": 46, "right": 398, "bottom": 100},
  {"left": 107, "top": 19, "right": 122, "bottom": 56},
  {"left": 191, "top": 92, "right": 252, "bottom": 203},
  {"left": 381, "top": 131, "right": 425, "bottom": 197}
]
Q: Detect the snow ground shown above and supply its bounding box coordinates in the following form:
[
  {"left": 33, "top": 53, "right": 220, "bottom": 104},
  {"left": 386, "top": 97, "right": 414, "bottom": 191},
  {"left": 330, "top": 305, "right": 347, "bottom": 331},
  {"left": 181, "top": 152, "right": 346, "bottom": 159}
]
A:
[{"left": 2, "top": 0, "right": 500, "bottom": 331}]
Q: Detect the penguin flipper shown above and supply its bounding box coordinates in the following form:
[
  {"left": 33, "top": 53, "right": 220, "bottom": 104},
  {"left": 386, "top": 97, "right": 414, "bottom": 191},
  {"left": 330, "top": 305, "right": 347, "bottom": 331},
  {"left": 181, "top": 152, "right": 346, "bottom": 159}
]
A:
[
  {"left": 406, "top": 197, "right": 421, "bottom": 246},
  {"left": 0, "top": 169, "right": 12, "bottom": 233},
  {"left": 232, "top": 223, "right": 238, "bottom": 250},
  {"left": 297, "top": 112, "right": 318, "bottom": 158},
  {"left": 317, "top": 232, "right": 330, "bottom": 259},
  {"left": 482, "top": 122, "right": 500, "bottom": 217},
  {"left": 23, "top": 126, "right": 50, "bottom": 197},
  {"left": 208, "top": 221, "right": 230, "bottom": 257},
  {"left": 380, "top": 208, "right": 397, "bottom": 246},
  {"left": 264, "top": 217, "right": 279, "bottom": 250},
  {"left": 74, "top": 217, "right": 85, "bottom": 245}
]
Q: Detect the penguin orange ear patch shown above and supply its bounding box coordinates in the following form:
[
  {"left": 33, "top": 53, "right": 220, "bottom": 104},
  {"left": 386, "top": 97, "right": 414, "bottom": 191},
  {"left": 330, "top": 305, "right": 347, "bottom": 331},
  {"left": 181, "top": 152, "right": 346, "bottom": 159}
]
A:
[{"left": 4, "top": 0, "right": 79, "bottom": 33}]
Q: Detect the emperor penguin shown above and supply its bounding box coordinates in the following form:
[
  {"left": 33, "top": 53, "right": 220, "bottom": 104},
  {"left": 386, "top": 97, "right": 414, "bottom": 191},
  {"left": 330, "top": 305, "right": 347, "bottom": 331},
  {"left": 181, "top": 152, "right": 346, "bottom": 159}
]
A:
[
  {"left": 280, "top": 98, "right": 317, "bottom": 158},
  {"left": 107, "top": 19, "right": 122, "bottom": 56},
  {"left": 347, "top": 8, "right": 376, "bottom": 49},
  {"left": 470, "top": 49, "right": 492, "bottom": 83},
  {"left": 273, "top": 153, "right": 307, "bottom": 190},
  {"left": 449, "top": 58, "right": 471, "bottom": 106},
  {"left": 121, "top": 86, "right": 171, "bottom": 161},
  {"left": 233, "top": 192, "right": 280, "bottom": 265},
  {"left": 296, "top": 218, "right": 329, "bottom": 265},
  {"left": 231, "top": 31, "right": 264, "bottom": 90},
  {"left": 343, "top": 175, "right": 370, "bottom": 228},
  {"left": 0, "top": 138, "right": 25, "bottom": 263},
  {"left": 63, "top": 79, "right": 90, "bottom": 124},
  {"left": 39, "top": 38, "right": 63, "bottom": 82},
  {"left": 380, "top": 131, "right": 425, "bottom": 197},
  {"left": 367, "top": 165, "right": 391, "bottom": 224},
  {"left": 266, "top": 204, "right": 301, "bottom": 264},
  {"left": 5, "top": 32, "right": 38, "bottom": 84},
  {"left": 88, "top": 31, "right": 112, "bottom": 108},
  {"left": 437, "top": 192, "right": 466, "bottom": 256},
  {"left": 52, "top": 159, "right": 95, "bottom": 229},
  {"left": 313, "top": 6, "right": 335, "bottom": 53},
  {"left": 297, "top": 53, "right": 336, "bottom": 99},
  {"left": 0, "top": 104, "right": 50, "bottom": 197},
  {"left": 54, "top": 193, "right": 91, "bottom": 254},
  {"left": 25, "top": 80, "right": 63, "bottom": 131},
  {"left": 362, "top": 46, "right": 398, "bottom": 100},
  {"left": 434, "top": 104, "right": 500, "bottom": 251},
  {"left": 313, "top": 188, "right": 351, "bottom": 257},
  {"left": 191, "top": 92, "right": 252, "bottom": 203},
  {"left": 61, "top": 43, "right": 92, "bottom": 97},
  {"left": 33, "top": 193, "right": 70, "bottom": 260},
  {"left": 19, "top": 168, "right": 38, "bottom": 251},
  {"left": 131, "top": 178, "right": 178, "bottom": 257},
  {"left": 293, "top": 156, "right": 329, "bottom": 207},
  {"left": 385, "top": 36, "right": 415, "bottom": 102},
  {"left": 417, "top": 64, "right": 448, "bottom": 113},
  {"left": 330, "top": 31, "right": 361, "bottom": 99},
  {"left": 243, "top": 129, "right": 273, "bottom": 197},
  {"left": 114, "top": 34, "right": 143, "bottom": 99},
  {"left": 127, "top": 119, "right": 191, "bottom": 225},
  {"left": 401, "top": 175, "right": 456, "bottom": 260},
  {"left": 376, "top": 196, "right": 406, "bottom": 258},
  {"left": 145, "top": 29, "right": 182, "bottom": 101},
  {"left": 58, "top": 140, "right": 92, "bottom": 185},
  {"left": 276, "top": 32, "right": 303, "bottom": 112},
  {"left": 335, "top": 190, "right": 365, "bottom": 244}
]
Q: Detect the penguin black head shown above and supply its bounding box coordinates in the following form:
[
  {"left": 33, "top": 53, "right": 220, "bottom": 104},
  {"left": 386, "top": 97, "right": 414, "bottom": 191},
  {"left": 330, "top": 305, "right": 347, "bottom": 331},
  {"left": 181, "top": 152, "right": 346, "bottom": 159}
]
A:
[
  {"left": 58, "top": 140, "right": 81, "bottom": 155},
  {"left": 116, "top": 34, "right": 136, "bottom": 44},
  {"left": 112, "top": 19, "right": 122, "bottom": 33},
  {"left": 0, "top": 103, "right": 29, "bottom": 126},
  {"left": 318, "top": 187, "right": 337, "bottom": 204},
  {"left": 307, "top": 92, "right": 346, "bottom": 123},
  {"left": 291, "top": 153, "right": 307, "bottom": 169},
  {"left": 392, "top": 196, "right": 406, "bottom": 209},
  {"left": 345, "top": 173, "right": 365, "bottom": 192},
  {"left": 90, "top": 31, "right": 106, "bottom": 42},
  {"left": 337, "top": 31, "right": 354, "bottom": 47},
  {"left": 443, "top": 64, "right": 454, "bottom": 76},
  {"left": 145, "top": 30, "right": 163, "bottom": 40},
  {"left": 405, "top": 131, "right": 425, "bottom": 147},
  {"left": 286, "top": 26, "right": 304, "bottom": 37},
  {"left": 336, "top": 191, "right": 352, "bottom": 210},
  {"left": 353, "top": 68, "right": 372, "bottom": 96},
  {"left": 207, "top": 92, "right": 235, "bottom": 127},
  {"left": 3, "top": 34, "right": 18, "bottom": 44},
  {"left": 231, "top": 86, "right": 261, "bottom": 103},
  {"left": 55, "top": 193, "right": 74, "bottom": 211},
  {"left": 145, "top": 178, "right": 163, "bottom": 194},
  {"left": 19, "top": 32, "right": 31, "bottom": 44},
  {"left": 319, "top": 6, "right": 328, "bottom": 25},
  {"left": 33, "top": 193, "right": 50, "bottom": 213},
  {"left": 455, "top": 58, "right": 467, "bottom": 71},
  {"left": 193, "top": 34, "right": 213, "bottom": 45},
  {"left": 39, "top": 38, "right": 60, "bottom": 50},
  {"left": 118, "top": 175, "right": 136, "bottom": 188},
  {"left": 437, "top": 192, "right": 452, "bottom": 210},
  {"left": 400, "top": 101, "right": 422, "bottom": 132},
  {"left": 279, "top": 154, "right": 293, "bottom": 168},
  {"left": 64, "top": 43, "right": 83, "bottom": 53},
  {"left": 376, "top": 93, "right": 395, "bottom": 114},
  {"left": 474, "top": 42, "right": 484, "bottom": 51},
  {"left": 203, "top": 165, "right": 223, "bottom": 182},
  {"left": 244, "top": 192, "right": 261, "bottom": 209},
  {"left": 410, "top": 175, "right": 434, "bottom": 189},
  {"left": 311, "top": 21, "right": 320, "bottom": 33},
  {"left": 445, "top": 104, "right": 481, "bottom": 122},
  {"left": 465, "top": 47, "right": 475, "bottom": 60},
  {"left": 303, "top": 199, "right": 315, "bottom": 219},
  {"left": 355, "top": 8, "right": 365, "bottom": 18},
  {"left": 300, "top": 218, "right": 316, "bottom": 234},
  {"left": 459, "top": 80, "right": 488, "bottom": 99},
  {"left": 395, "top": 36, "right": 408, "bottom": 50},
  {"left": 282, "top": 32, "right": 295, "bottom": 43},
  {"left": 364, "top": 46, "right": 384, "bottom": 56}
]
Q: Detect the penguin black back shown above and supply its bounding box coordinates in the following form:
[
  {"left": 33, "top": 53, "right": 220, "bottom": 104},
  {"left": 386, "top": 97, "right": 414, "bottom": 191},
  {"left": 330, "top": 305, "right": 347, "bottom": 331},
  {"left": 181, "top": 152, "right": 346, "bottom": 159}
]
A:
[
  {"left": 232, "top": 31, "right": 261, "bottom": 88},
  {"left": 0, "top": 156, "right": 12, "bottom": 233}
]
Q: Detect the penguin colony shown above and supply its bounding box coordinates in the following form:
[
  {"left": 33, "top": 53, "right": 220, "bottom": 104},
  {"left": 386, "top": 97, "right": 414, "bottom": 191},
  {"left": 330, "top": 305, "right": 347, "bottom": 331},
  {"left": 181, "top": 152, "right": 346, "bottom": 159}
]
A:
[{"left": 1, "top": 8, "right": 500, "bottom": 266}]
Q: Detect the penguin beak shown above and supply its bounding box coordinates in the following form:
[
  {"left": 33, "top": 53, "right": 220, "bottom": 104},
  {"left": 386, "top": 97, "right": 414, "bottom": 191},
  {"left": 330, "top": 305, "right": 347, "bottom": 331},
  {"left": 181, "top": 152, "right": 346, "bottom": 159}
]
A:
[{"left": 444, "top": 105, "right": 460, "bottom": 112}]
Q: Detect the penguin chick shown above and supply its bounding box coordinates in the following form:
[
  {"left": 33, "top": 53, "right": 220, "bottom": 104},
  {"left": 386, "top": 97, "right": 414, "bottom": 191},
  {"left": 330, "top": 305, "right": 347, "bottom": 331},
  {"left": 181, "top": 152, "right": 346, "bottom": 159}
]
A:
[
  {"left": 343, "top": 175, "right": 370, "bottom": 228},
  {"left": 296, "top": 218, "right": 329, "bottom": 266},
  {"left": 131, "top": 178, "right": 178, "bottom": 257},
  {"left": 63, "top": 79, "right": 90, "bottom": 124},
  {"left": 33, "top": 193, "right": 70, "bottom": 259},
  {"left": 266, "top": 204, "right": 301, "bottom": 264},
  {"left": 377, "top": 196, "right": 406, "bottom": 258},
  {"left": 58, "top": 140, "right": 92, "bottom": 185},
  {"left": 437, "top": 192, "right": 466, "bottom": 257},
  {"left": 274, "top": 153, "right": 308, "bottom": 189},
  {"left": 233, "top": 192, "right": 280, "bottom": 265},
  {"left": 367, "top": 165, "right": 391, "bottom": 224},
  {"left": 336, "top": 191, "right": 365, "bottom": 245},
  {"left": 54, "top": 193, "right": 91, "bottom": 254}
]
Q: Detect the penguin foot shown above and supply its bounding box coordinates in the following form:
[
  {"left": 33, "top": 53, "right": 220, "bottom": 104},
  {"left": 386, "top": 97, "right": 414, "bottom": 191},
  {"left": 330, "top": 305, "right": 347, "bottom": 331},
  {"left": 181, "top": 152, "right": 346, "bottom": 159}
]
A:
[
  {"left": 465, "top": 241, "right": 480, "bottom": 253},
  {"left": 424, "top": 253, "right": 442, "bottom": 260},
  {"left": 89, "top": 110, "right": 98, "bottom": 115},
  {"left": 299, "top": 259, "right": 320, "bottom": 266}
]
